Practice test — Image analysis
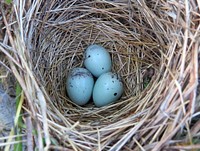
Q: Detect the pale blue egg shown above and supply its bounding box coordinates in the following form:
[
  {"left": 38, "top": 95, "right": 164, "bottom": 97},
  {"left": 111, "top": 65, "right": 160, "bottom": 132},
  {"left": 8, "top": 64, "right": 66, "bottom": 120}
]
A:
[
  {"left": 84, "top": 44, "right": 112, "bottom": 77},
  {"left": 93, "top": 72, "right": 123, "bottom": 107},
  {"left": 66, "top": 68, "right": 94, "bottom": 105}
]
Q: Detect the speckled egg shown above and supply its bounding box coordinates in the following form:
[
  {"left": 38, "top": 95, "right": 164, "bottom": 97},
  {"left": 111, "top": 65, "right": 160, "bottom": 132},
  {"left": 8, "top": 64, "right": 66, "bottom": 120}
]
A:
[
  {"left": 84, "top": 44, "right": 112, "bottom": 77},
  {"left": 93, "top": 72, "right": 123, "bottom": 107},
  {"left": 66, "top": 67, "right": 94, "bottom": 106}
]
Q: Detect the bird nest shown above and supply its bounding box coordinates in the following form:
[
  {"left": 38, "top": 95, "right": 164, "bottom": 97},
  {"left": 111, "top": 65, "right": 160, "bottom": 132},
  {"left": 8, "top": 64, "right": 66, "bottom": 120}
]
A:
[{"left": 0, "top": 0, "right": 199, "bottom": 150}]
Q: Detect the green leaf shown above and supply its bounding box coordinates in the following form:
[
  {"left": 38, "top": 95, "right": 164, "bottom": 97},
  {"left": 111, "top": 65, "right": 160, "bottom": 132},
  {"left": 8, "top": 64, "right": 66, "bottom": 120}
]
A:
[
  {"left": 16, "top": 83, "right": 22, "bottom": 107},
  {"left": 192, "top": 138, "right": 200, "bottom": 144},
  {"left": 14, "top": 83, "right": 23, "bottom": 151},
  {"left": 143, "top": 78, "right": 150, "bottom": 88},
  {"left": 50, "top": 137, "right": 59, "bottom": 145},
  {"left": 5, "top": 0, "right": 12, "bottom": 5}
]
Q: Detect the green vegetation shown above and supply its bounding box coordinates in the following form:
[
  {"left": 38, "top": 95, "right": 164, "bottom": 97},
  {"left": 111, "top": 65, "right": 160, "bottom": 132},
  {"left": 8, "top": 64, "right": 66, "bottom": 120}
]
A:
[
  {"left": 14, "top": 83, "right": 23, "bottom": 151},
  {"left": 5, "top": 0, "right": 12, "bottom": 5}
]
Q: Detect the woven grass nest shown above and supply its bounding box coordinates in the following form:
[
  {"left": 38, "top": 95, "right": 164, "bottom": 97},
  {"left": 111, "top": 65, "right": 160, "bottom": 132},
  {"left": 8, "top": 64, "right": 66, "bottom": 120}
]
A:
[{"left": 0, "top": 0, "right": 200, "bottom": 150}]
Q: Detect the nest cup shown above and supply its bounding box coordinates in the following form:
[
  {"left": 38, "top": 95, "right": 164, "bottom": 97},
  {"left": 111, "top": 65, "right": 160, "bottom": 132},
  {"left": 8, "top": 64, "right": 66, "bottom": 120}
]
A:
[
  {"left": 32, "top": 1, "right": 162, "bottom": 120},
  {"left": 2, "top": 0, "right": 198, "bottom": 150}
]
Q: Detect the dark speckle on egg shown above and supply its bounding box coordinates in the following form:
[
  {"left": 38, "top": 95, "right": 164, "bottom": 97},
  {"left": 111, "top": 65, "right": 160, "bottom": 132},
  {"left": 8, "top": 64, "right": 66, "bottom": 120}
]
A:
[
  {"left": 112, "top": 80, "right": 114, "bottom": 83},
  {"left": 71, "top": 71, "right": 93, "bottom": 78},
  {"left": 116, "top": 74, "right": 119, "bottom": 80},
  {"left": 84, "top": 53, "right": 91, "bottom": 60},
  {"left": 114, "top": 93, "right": 117, "bottom": 96},
  {"left": 102, "top": 67, "right": 104, "bottom": 70}
]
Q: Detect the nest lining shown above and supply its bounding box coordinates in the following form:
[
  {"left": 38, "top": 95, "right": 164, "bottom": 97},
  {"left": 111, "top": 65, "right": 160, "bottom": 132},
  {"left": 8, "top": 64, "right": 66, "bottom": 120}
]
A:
[{"left": 31, "top": 1, "right": 164, "bottom": 121}]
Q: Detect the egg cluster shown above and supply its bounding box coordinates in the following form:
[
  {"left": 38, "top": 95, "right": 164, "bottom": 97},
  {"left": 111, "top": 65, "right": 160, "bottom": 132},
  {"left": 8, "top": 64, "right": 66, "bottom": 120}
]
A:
[{"left": 66, "top": 44, "right": 123, "bottom": 107}]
